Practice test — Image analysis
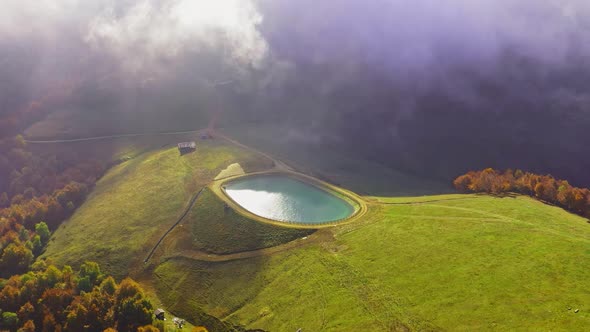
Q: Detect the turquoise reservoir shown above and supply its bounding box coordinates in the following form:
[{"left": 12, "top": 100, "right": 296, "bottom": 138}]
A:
[{"left": 223, "top": 174, "right": 355, "bottom": 224}]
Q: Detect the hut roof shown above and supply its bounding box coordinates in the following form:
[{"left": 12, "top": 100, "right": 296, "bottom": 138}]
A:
[{"left": 178, "top": 141, "right": 196, "bottom": 149}]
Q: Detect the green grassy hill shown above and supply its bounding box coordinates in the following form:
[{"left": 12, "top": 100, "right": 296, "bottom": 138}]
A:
[
  {"left": 154, "top": 194, "right": 590, "bottom": 331},
  {"left": 42, "top": 139, "right": 273, "bottom": 278}
]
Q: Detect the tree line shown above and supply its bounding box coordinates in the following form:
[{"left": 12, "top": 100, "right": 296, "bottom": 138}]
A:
[
  {"left": 0, "top": 132, "right": 168, "bottom": 331},
  {"left": 454, "top": 168, "right": 590, "bottom": 218},
  {"left": 0, "top": 261, "right": 160, "bottom": 332}
]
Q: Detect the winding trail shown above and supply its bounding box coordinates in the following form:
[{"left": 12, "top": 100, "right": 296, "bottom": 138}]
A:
[
  {"left": 24, "top": 129, "right": 204, "bottom": 144},
  {"left": 165, "top": 230, "right": 333, "bottom": 263},
  {"left": 144, "top": 188, "right": 205, "bottom": 263}
]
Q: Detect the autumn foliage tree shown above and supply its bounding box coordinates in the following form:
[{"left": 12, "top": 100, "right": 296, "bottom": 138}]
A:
[
  {"left": 0, "top": 262, "right": 155, "bottom": 332},
  {"left": 454, "top": 168, "right": 590, "bottom": 219},
  {"left": 0, "top": 134, "right": 107, "bottom": 278},
  {"left": 115, "top": 279, "right": 154, "bottom": 332}
]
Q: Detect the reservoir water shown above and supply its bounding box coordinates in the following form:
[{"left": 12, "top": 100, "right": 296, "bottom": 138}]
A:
[{"left": 223, "top": 174, "right": 355, "bottom": 224}]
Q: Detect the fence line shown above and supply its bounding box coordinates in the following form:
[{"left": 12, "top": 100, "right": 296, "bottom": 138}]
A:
[{"left": 144, "top": 187, "right": 205, "bottom": 263}]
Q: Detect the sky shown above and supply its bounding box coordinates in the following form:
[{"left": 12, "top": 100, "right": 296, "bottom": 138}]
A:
[
  {"left": 1, "top": 0, "right": 589, "bottom": 115},
  {"left": 262, "top": 0, "right": 590, "bottom": 67},
  {"left": 0, "top": 0, "right": 267, "bottom": 99},
  {"left": 2, "top": 0, "right": 589, "bottom": 81}
]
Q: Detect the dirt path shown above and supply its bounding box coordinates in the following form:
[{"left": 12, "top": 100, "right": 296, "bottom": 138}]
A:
[
  {"left": 163, "top": 229, "right": 333, "bottom": 263},
  {"left": 24, "top": 129, "right": 204, "bottom": 143}
]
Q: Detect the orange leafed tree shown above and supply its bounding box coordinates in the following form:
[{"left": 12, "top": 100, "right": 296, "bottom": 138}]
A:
[{"left": 454, "top": 168, "right": 590, "bottom": 219}]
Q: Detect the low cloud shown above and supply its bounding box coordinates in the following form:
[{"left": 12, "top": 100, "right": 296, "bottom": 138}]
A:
[
  {"left": 0, "top": 0, "right": 268, "bottom": 93},
  {"left": 259, "top": 0, "right": 590, "bottom": 75},
  {"left": 85, "top": 0, "right": 268, "bottom": 77}
]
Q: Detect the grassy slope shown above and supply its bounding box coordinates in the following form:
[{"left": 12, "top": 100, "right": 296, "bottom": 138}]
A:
[
  {"left": 42, "top": 139, "right": 273, "bottom": 278},
  {"left": 187, "top": 189, "right": 313, "bottom": 254},
  {"left": 155, "top": 195, "right": 590, "bottom": 331}
]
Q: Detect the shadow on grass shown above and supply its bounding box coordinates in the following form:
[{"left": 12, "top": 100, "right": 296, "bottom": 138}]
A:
[
  {"left": 221, "top": 126, "right": 455, "bottom": 197},
  {"left": 151, "top": 187, "right": 317, "bottom": 330}
]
